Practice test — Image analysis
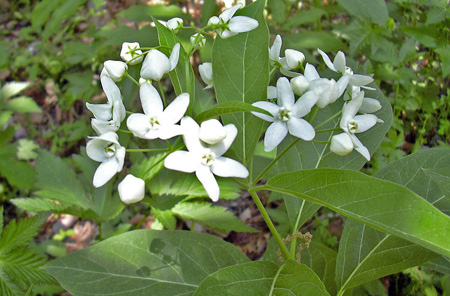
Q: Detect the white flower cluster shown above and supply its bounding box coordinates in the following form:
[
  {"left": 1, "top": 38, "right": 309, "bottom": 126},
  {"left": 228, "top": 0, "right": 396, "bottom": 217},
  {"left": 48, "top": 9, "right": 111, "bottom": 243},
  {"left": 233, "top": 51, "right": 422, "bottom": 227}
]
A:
[{"left": 252, "top": 35, "right": 383, "bottom": 160}]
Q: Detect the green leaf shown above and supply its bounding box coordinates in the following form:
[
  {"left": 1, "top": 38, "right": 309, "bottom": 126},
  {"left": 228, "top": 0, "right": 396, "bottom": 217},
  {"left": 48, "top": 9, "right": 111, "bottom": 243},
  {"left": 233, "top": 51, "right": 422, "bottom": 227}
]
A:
[
  {"left": 212, "top": 0, "right": 269, "bottom": 165},
  {"left": 336, "top": 0, "right": 388, "bottom": 25},
  {"left": 283, "top": 8, "right": 327, "bottom": 30},
  {"left": 436, "top": 46, "right": 450, "bottom": 77},
  {"left": 117, "top": 4, "right": 185, "bottom": 22},
  {"left": 259, "top": 168, "right": 450, "bottom": 258},
  {"left": 284, "top": 31, "right": 347, "bottom": 52},
  {"left": 11, "top": 198, "right": 68, "bottom": 213},
  {"left": 152, "top": 208, "right": 176, "bottom": 230},
  {"left": 268, "top": 0, "right": 286, "bottom": 24},
  {"left": 423, "top": 167, "right": 450, "bottom": 199},
  {"left": 172, "top": 202, "right": 257, "bottom": 233},
  {"left": 16, "top": 139, "right": 39, "bottom": 160},
  {"left": 425, "top": 257, "right": 450, "bottom": 274},
  {"left": 31, "top": 0, "right": 65, "bottom": 29},
  {"left": 194, "top": 260, "right": 330, "bottom": 296},
  {"left": 130, "top": 153, "right": 167, "bottom": 182},
  {"left": 6, "top": 96, "right": 41, "bottom": 113},
  {"left": 402, "top": 26, "right": 440, "bottom": 48},
  {"left": 1, "top": 82, "right": 30, "bottom": 99},
  {"left": 96, "top": 26, "right": 158, "bottom": 48},
  {"left": 0, "top": 157, "right": 35, "bottom": 190},
  {"left": 45, "top": 230, "right": 250, "bottom": 296},
  {"left": 194, "top": 101, "right": 272, "bottom": 123}
]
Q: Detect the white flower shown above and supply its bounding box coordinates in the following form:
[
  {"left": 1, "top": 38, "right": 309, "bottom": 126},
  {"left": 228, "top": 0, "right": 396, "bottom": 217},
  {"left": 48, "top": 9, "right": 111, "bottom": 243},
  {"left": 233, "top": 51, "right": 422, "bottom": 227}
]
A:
[
  {"left": 199, "top": 119, "right": 227, "bottom": 145},
  {"left": 120, "top": 42, "right": 143, "bottom": 65},
  {"left": 210, "top": 3, "right": 259, "bottom": 39},
  {"left": 164, "top": 117, "right": 248, "bottom": 202},
  {"left": 337, "top": 91, "right": 383, "bottom": 160},
  {"left": 118, "top": 174, "right": 145, "bottom": 204},
  {"left": 190, "top": 33, "right": 206, "bottom": 48},
  {"left": 290, "top": 76, "right": 310, "bottom": 97},
  {"left": 86, "top": 132, "right": 126, "bottom": 188},
  {"left": 166, "top": 17, "right": 183, "bottom": 33},
  {"left": 269, "top": 35, "right": 305, "bottom": 72},
  {"left": 301, "top": 63, "right": 342, "bottom": 108},
  {"left": 285, "top": 49, "right": 305, "bottom": 70},
  {"left": 199, "top": 63, "right": 213, "bottom": 89},
  {"left": 86, "top": 73, "right": 126, "bottom": 135},
  {"left": 127, "top": 81, "right": 189, "bottom": 139},
  {"left": 140, "top": 43, "right": 180, "bottom": 81},
  {"left": 103, "top": 61, "right": 128, "bottom": 82},
  {"left": 359, "top": 96, "right": 382, "bottom": 114},
  {"left": 252, "top": 77, "right": 316, "bottom": 152},
  {"left": 330, "top": 133, "right": 354, "bottom": 156}
]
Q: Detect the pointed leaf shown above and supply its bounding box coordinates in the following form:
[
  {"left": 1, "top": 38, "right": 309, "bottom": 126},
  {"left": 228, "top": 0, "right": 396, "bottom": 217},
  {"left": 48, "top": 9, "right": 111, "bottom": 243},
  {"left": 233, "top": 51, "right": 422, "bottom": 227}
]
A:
[
  {"left": 152, "top": 208, "right": 177, "bottom": 230},
  {"left": 194, "top": 102, "right": 272, "bottom": 123},
  {"left": 11, "top": 198, "right": 68, "bottom": 213},
  {"left": 130, "top": 153, "right": 167, "bottom": 182}
]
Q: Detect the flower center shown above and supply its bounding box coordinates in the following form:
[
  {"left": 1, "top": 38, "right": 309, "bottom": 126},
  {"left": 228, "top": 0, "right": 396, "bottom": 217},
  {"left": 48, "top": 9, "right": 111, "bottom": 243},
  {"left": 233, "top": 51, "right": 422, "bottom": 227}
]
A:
[
  {"left": 345, "top": 66, "right": 353, "bottom": 75},
  {"left": 104, "top": 143, "right": 116, "bottom": 157},
  {"left": 278, "top": 107, "right": 291, "bottom": 122},
  {"left": 127, "top": 45, "right": 139, "bottom": 58},
  {"left": 200, "top": 149, "right": 216, "bottom": 166},
  {"left": 149, "top": 116, "right": 160, "bottom": 129},
  {"left": 348, "top": 119, "right": 358, "bottom": 133}
]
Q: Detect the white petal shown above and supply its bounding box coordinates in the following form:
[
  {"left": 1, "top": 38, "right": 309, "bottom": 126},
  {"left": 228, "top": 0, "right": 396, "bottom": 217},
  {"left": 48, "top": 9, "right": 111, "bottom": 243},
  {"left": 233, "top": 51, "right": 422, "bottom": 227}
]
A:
[
  {"left": 264, "top": 121, "right": 288, "bottom": 152},
  {"left": 287, "top": 117, "right": 315, "bottom": 141},
  {"left": 195, "top": 165, "right": 220, "bottom": 202},
  {"left": 353, "top": 114, "right": 379, "bottom": 133},
  {"left": 277, "top": 77, "right": 295, "bottom": 107},
  {"left": 96, "top": 132, "right": 120, "bottom": 145},
  {"left": 158, "top": 124, "right": 183, "bottom": 139},
  {"left": 127, "top": 113, "right": 150, "bottom": 138},
  {"left": 270, "top": 35, "right": 282, "bottom": 62},
  {"left": 120, "top": 42, "right": 143, "bottom": 65},
  {"left": 267, "top": 86, "right": 277, "bottom": 99},
  {"left": 116, "top": 146, "right": 126, "bottom": 172},
  {"left": 292, "top": 91, "right": 317, "bottom": 118},
  {"left": 86, "top": 103, "right": 111, "bottom": 121},
  {"left": 199, "top": 119, "right": 227, "bottom": 145},
  {"left": 350, "top": 134, "right": 370, "bottom": 161},
  {"left": 161, "top": 93, "right": 189, "bottom": 125},
  {"left": 290, "top": 75, "right": 310, "bottom": 96},
  {"left": 112, "top": 99, "right": 126, "bottom": 123},
  {"left": 86, "top": 138, "right": 108, "bottom": 162},
  {"left": 164, "top": 151, "right": 200, "bottom": 173},
  {"left": 118, "top": 175, "right": 145, "bottom": 204},
  {"left": 91, "top": 119, "right": 118, "bottom": 135},
  {"left": 199, "top": 63, "right": 213, "bottom": 87},
  {"left": 209, "top": 124, "right": 237, "bottom": 157},
  {"left": 341, "top": 91, "right": 364, "bottom": 129},
  {"left": 317, "top": 49, "right": 336, "bottom": 72},
  {"left": 104, "top": 60, "right": 128, "bottom": 82},
  {"left": 228, "top": 16, "right": 258, "bottom": 33},
  {"left": 100, "top": 75, "right": 121, "bottom": 104},
  {"left": 169, "top": 43, "right": 181, "bottom": 71},
  {"left": 285, "top": 49, "right": 305, "bottom": 69},
  {"left": 217, "top": 29, "right": 237, "bottom": 39},
  {"left": 252, "top": 101, "right": 279, "bottom": 122},
  {"left": 140, "top": 82, "right": 163, "bottom": 115},
  {"left": 212, "top": 156, "right": 249, "bottom": 178},
  {"left": 140, "top": 49, "right": 170, "bottom": 81},
  {"left": 337, "top": 75, "right": 351, "bottom": 96},
  {"left": 304, "top": 63, "right": 320, "bottom": 81},
  {"left": 333, "top": 51, "right": 346, "bottom": 73},
  {"left": 360, "top": 97, "right": 382, "bottom": 114},
  {"left": 93, "top": 157, "right": 119, "bottom": 188},
  {"left": 180, "top": 117, "right": 202, "bottom": 153},
  {"left": 219, "top": 3, "right": 242, "bottom": 22},
  {"left": 330, "top": 133, "right": 354, "bottom": 156},
  {"left": 350, "top": 74, "right": 373, "bottom": 86}
]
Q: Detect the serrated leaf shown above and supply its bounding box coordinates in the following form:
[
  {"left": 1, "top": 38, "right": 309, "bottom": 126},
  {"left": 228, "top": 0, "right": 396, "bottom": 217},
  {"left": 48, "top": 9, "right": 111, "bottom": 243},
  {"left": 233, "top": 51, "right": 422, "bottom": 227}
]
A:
[
  {"left": 130, "top": 153, "right": 167, "bottom": 182},
  {"left": 1, "top": 82, "right": 30, "bottom": 99},
  {"left": 11, "top": 198, "right": 68, "bottom": 213},
  {"left": 45, "top": 230, "right": 250, "bottom": 296},
  {"left": 172, "top": 202, "right": 257, "bottom": 233},
  {"left": 6, "top": 96, "right": 41, "bottom": 113},
  {"left": 259, "top": 168, "right": 450, "bottom": 258},
  {"left": 0, "top": 157, "right": 35, "bottom": 190},
  {"left": 194, "top": 101, "right": 272, "bottom": 123},
  {"left": 152, "top": 208, "right": 176, "bottom": 230},
  {"left": 194, "top": 260, "right": 330, "bottom": 296},
  {"left": 16, "top": 140, "right": 39, "bottom": 160},
  {"left": 212, "top": 0, "right": 269, "bottom": 165},
  {"left": 336, "top": 0, "right": 388, "bottom": 25}
]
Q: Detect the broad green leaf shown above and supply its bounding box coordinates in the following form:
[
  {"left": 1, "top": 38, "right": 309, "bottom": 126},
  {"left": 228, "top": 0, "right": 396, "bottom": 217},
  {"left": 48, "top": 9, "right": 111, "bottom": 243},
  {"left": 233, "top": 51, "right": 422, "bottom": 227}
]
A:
[
  {"left": 35, "top": 150, "right": 90, "bottom": 209},
  {"left": 284, "top": 31, "right": 347, "bottom": 52},
  {"left": 194, "top": 260, "right": 330, "bottom": 296},
  {"left": 172, "top": 202, "right": 257, "bottom": 233},
  {"left": 336, "top": 0, "right": 389, "bottom": 25},
  {"left": 0, "top": 157, "right": 35, "bottom": 190},
  {"left": 194, "top": 101, "right": 272, "bottom": 123},
  {"left": 117, "top": 4, "right": 185, "bottom": 22},
  {"left": 212, "top": 0, "right": 269, "bottom": 165},
  {"left": 1, "top": 82, "right": 30, "bottom": 99},
  {"left": 6, "top": 96, "right": 41, "bottom": 113},
  {"left": 425, "top": 257, "right": 450, "bottom": 274},
  {"left": 130, "top": 153, "right": 167, "bottom": 182},
  {"left": 11, "top": 198, "right": 68, "bottom": 213},
  {"left": 259, "top": 168, "right": 450, "bottom": 258},
  {"left": 283, "top": 196, "right": 320, "bottom": 236},
  {"left": 45, "top": 230, "right": 250, "bottom": 296},
  {"left": 283, "top": 8, "right": 327, "bottom": 30},
  {"left": 423, "top": 167, "right": 450, "bottom": 200}
]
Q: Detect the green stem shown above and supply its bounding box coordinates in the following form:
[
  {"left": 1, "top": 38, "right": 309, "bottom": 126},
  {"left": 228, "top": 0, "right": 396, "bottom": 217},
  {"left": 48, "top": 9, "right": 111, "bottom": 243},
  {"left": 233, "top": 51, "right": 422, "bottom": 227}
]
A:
[
  {"left": 316, "top": 127, "right": 341, "bottom": 133},
  {"left": 231, "top": 177, "right": 249, "bottom": 190},
  {"left": 314, "top": 110, "right": 342, "bottom": 130},
  {"left": 252, "top": 138, "right": 300, "bottom": 186},
  {"left": 126, "top": 148, "right": 169, "bottom": 153},
  {"left": 186, "top": 59, "right": 193, "bottom": 116},
  {"left": 98, "top": 222, "right": 103, "bottom": 241},
  {"left": 126, "top": 73, "right": 140, "bottom": 87},
  {"left": 118, "top": 129, "right": 133, "bottom": 134},
  {"left": 289, "top": 199, "right": 305, "bottom": 258},
  {"left": 308, "top": 106, "right": 319, "bottom": 124},
  {"left": 249, "top": 189, "right": 290, "bottom": 260},
  {"left": 158, "top": 80, "right": 167, "bottom": 108},
  {"left": 190, "top": 221, "right": 196, "bottom": 232},
  {"left": 312, "top": 139, "right": 331, "bottom": 144}
]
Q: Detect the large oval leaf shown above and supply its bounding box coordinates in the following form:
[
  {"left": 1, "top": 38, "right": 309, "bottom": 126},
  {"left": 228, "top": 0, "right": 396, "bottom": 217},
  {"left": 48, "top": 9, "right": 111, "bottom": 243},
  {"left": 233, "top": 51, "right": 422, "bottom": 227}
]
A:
[{"left": 45, "top": 230, "right": 249, "bottom": 296}]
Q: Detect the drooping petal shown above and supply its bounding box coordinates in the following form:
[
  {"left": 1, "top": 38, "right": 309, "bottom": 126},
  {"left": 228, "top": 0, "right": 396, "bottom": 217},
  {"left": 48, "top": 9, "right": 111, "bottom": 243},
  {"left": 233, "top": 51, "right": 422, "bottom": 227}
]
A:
[
  {"left": 164, "top": 151, "right": 200, "bottom": 173},
  {"left": 210, "top": 124, "right": 238, "bottom": 157},
  {"left": 91, "top": 119, "right": 118, "bottom": 135},
  {"left": 180, "top": 116, "right": 203, "bottom": 153},
  {"left": 112, "top": 98, "right": 126, "bottom": 123},
  {"left": 269, "top": 35, "right": 282, "bottom": 63},
  {"left": 219, "top": 3, "right": 242, "bottom": 22},
  {"left": 157, "top": 124, "right": 183, "bottom": 140},
  {"left": 287, "top": 117, "right": 315, "bottom": 141},
  {"left": 317, "top": 49, "right": 336, "bottom": 72},
  {"left": 161, "top": 93, "right": 189, "bottom": 125},
  {"left": 126, "top": 113, "right": 150, "bottom": 138},
  {"left": 252, "top": 101, "right": 279, "bottom": 122},
  {"left": 228, "top": 16, "right": 258, "bottom": 33},
  {"left": 277, "top": 77, "right": 295, "bottom": 107},
  {"left": 330, "top": 133, "right": 354, "bottom": 156},
  {"left": 93, "top": 157, "right": 120, "bottom": 188},
  {"left": 350, "top": 134, "right": 370, "bottom": 161},
  {"left": 217, "top": 29, "right": 237, "bottom": 39},
  {"left": 140, "top": 49, "right": 170, "bottom": 81},
  {"left": 169, "top": 43, "right": 180, "bottom": 71},
  {"left": 292, "top": 91, "right": 317, "bottom": 118},
  {"left": 353, "top": 114, "right": 379, "bottom": 133},
  {"left": 212, "top": 157, "right": 249, "bottom": 178},
  {"left": 304, "top": 63, "right": 320, "bottom": 81},
  {"left": 140, "top": 82, "right": 163, "bottom": 116},
  {"left": 86, "top": 138, "right": 108, "bottom": 162},
  {"left": 199, "top": 63, "right": 213, "bottom": 88},
  {"left": 86, "top": 103, "right": 112, "bottom": 121},
  {"left": 195, "top": 165, "right": 220, "bottom": 202},
  {"left": 350, "top": 74, "right": 373, "bottom": 87},
  {"left": 336, "top": 75, "right": 351, "bottom": 96},
  {"left": 100, "top": 74, "right": 122, "bottom": 104},
  {"left": 359, "top": 97, "right": 382, "bottom": 114},
  {"left": 340, "top": 91, "right": 364, "bottom": 129},
  {"left": 333, "top": 51, "right": 346, "bottom": 73},
  {"left": 116, "top": 146, "right": 126, "bottom": 172},
  {"left": 264, "top": 121, "right": 288, "bottom": 152}
]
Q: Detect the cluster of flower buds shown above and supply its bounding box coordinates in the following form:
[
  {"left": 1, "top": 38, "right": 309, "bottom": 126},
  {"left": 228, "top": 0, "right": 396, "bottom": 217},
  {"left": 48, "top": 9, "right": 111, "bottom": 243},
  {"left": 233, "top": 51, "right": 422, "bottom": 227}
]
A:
[{"left": 252, "top": 35, "right": 383, "bottom": 160}]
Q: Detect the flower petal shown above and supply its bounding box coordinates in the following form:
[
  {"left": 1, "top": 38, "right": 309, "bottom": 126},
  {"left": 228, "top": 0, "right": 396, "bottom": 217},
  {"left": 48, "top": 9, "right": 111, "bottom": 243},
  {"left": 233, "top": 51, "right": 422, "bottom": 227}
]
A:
[
  {"left": 211, "top": 157, "right": 249, "bottom": 178},
  {"left": 86, "top": 138, "right": 108, "bottom": 162},
  {"left": 267, "top": 86, "right": 277, "bottom": 99},
  {"left": 169, "top": 43, "right": 180, "bottom": 71},
  {"left": 287, "top": 117, "right": 315, "bottom": 141},
  {"left": 277, "top": 77, "right": 295, "bottom": 107},
  {"left": 93, "top": 157, "right": 119, "bottom": 188},
  {"left": 100, "top": 74, "right": 122, "bottom": 104},
  {"left": 210, "top": 124, "right": 237, "bottom": 157},
  {"left": 333, "top": 51, "right": 346, "bottom": 73},
  {"left": 86, "top": 103, "right": 111, "bottom": 121},
  {"left": 91, "top": 119, "right": 118, "bottom": 135},
  {"left": 219, "top": 3, "right": 242, "bottom": 22},
  {"left": 350, "top": 74, "right": 373, "bottom": 86},
  {"left": 140, "top": 82, "right": 163, "bottom": 115},
  {"left": 350, "top": 134, "right": 370, "bottom": 161},
  {"left": 270, "top": 35, "right": 282, "bottom": 62},
  {"left": 336, "top": 75, "right": 351, "bottom": 96},
  {"left": 252, "top": 101, "right": 278, "bottom": 122},
  {"left": 195, "top": 165, "right": 220, "bottom": 202},
  {"left": 162, "top": 93, "right": 189, "bottom": 125},
  {"left": 292, "top": 91, "right": 317, "bottom": 118},
  {"left": 126, "top": 113, "right": 150, "bottom": 138},
  {"left": 228, "top": 16, "right": 259, "bottom": 33},
  {"left": 360, "top": 97, "right": 382, "bottom": 114},
  {"left": 317, "top": 49, "right": 336, "bottom": 72},
  {"left": 353, "top": 114, "right": 379, "bottom": 133},
  {"left": 304, "top": 63, "right": 320, "bottom": 81},
  {"left": 158, "top": 124, "right": 183, "bottom": 140},
  {"left": 140, "top": 49, "right": 170, "bottom": 81},
  {"left": 180, "top": 116, "right": 202, "bottom": 152},
  {"left": 340, "top": 91, "right": 364, "bottom": 129},
  {"left": 164, "top": 151, "right": 200, "bottom": 173},
  {"left": 264, "top": 121, "right": 288, "bottom": 152}
]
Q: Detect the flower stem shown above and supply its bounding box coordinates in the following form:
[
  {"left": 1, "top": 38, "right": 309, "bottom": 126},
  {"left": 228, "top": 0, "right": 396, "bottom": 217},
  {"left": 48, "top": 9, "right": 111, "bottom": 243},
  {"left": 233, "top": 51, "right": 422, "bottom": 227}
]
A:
[
  {"left": 249, "top": 189, "right": 290, "bottom": 260},
  {"left": 289, "top": 199, "right": 305, "bottom": 258},
  {"left": 314, "top": 110, "right": 342, "bottom": 130},
  {"left": 308, "top": 105, "right": 319, "bottom": 124},
  {"left": 158, "top": 80, "right": 167, "bottom": 108},
  {"left": 118, "top": 129, "right": 133, "bottom": 134},
  {"left": 316, "top": 127, "right": 341, "bottom": 133},
  {"left": 126, "top": 73, "right": 140, "bottom": 87},
  {"left": 252, "top": 138, "right": 300, "bottom": 186}
]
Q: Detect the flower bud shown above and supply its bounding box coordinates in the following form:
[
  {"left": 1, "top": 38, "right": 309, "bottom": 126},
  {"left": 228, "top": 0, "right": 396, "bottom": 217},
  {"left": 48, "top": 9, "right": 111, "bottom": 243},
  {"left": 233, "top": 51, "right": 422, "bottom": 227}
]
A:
[
  {"left": 207, "top": 16, "right": 220, "bottom": 26},
  {"left": 167, "top": 17, "right": 183, "bottom": 33},
  {"left": 285, "top": 49, "right": 305, "bottom": 70},
  {"left": 359, "top": 97, "right": 382, "bottom": 114},
  {"left": 118, "top": 174, "right": 145, "bottom": 204},
  {"left": 120, "top": 42, "right": 143, "bottom": 65},
  {"left": 103, "top": 61, "right": 128, "bottom": 82},
  {"left": 199, "top": 119, "right": 226, "bottom": 145},
  {"left": 290, "top": 76, "right": 309, "bottom": 96},
  {"left": 190, "top": 33, "right": 206, "bottom": 49},
  {"left": 199, "top": 62, "right": 213, "bottom": 89},
  {"left": 330, "top": 133, "right": 354, "bottom": 156}
]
